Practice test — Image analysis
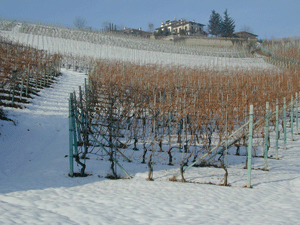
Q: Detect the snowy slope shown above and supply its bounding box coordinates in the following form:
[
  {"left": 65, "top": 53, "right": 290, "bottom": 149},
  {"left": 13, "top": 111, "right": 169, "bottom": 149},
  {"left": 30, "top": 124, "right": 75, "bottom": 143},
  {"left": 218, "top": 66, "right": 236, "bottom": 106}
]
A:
[
  {"left": 1, "top": 68, "right": 300, "bottom": 224},
  {"left": 0, "top": 28, "right": 273, "bottom": 70}
]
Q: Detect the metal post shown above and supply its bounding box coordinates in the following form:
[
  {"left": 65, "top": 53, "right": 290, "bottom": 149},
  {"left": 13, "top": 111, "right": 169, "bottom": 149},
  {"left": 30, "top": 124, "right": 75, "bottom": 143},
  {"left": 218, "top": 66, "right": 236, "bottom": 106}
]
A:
[
  {"left": 20, "top": 78, "right": 24, "bottom": 100},
  {"left": 182, "top": 116, "right": 185, "bottom": 158},
  {"left": 275, "top": 99, "right": 279, "bottom": 160},
  {"left": 12, "top": 78, "right": 15, "bottom": 105},
  {"left": 69, "top": 93, "right": 74, "bottom": 177},
  {"left": 74, "top": 88, "right": 82, "bottom": 143},
  {"left": 291, "top": 95, "right": 294, "bottom": 141},
  {"left": 247, "top": 105, "right": 254, "bottom": 188},
  {"left": 168, "top": 111, "right": 171, "bottom": 145},
  {"left": 284, "top": 97, "right": 287, "bottom": 150},
  {"left": 79, "top": 85, "right": 84, "bottom": 134},
  {"left": 83, "top": 78, "right": 89, "bottom": 162},
  {"left": 26, "top": 67, "right": 29, "bottom": 97},
  {"left": 43, "top": 69, "right": 46, "bottom": 87},
  {"left": 296, "top": 92, "right": 299, "bottom": 134},
  {"left": 264, "top": 102, "right": 269, "bottom": 170},
  {"left": 71, "top": 94, "right": 78, "bottom": 157}
]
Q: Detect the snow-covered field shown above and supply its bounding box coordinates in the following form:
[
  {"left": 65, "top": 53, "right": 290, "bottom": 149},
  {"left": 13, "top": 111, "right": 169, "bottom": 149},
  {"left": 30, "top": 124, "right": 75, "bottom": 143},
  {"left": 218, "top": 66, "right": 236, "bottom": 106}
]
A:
[
  {"left": 0, "top": 26, "right": 272, "bottom": 69},
  {"left": 0, "top": 24, "right": 299, "bottom": 224},
  {"left": 1, "top": 67, "right": 300, "bottom": 224}
]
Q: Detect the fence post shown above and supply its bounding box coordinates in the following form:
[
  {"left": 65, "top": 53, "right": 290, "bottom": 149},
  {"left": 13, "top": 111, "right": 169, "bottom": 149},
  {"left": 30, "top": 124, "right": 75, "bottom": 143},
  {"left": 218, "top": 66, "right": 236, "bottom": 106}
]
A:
[
  {"left": 291, "top": 95, "right": 294, "bottom": 141},
  {"left": 264, "top": 102, "right": 269, "bottom": 170},
  {"left": 26, "top": 67, "right": 29, "bottom": 97},
  {"left": 247, "top": 104, "right": 254, "bottom": 188},
  {"left": 79, "top": 85, "right": 84, "bottom": 134},
  {"left": 74, "top": 88, "right": 82, "bottom": 143},
  {"left": 284, "top": 97, "right": 287, "bottom": 150},
  {"left": 12, "top": 77, "right": 16, "bottom": 105},
  {"left": 71, "top": 93, "right": 78, "bottom": 158},
  {"left": 20, "top": 77, "right": 24, "bottom": 100},
  {"left": 168, "top": 111, "right": 172, "bottom": 144},
  {"left": 82, "top": 78, "right": 89, "bottom": 162},
  {"left": 275, "top": 99, "right": 279, "bottom": 160},
  {"left": 296, "top": 92, "right": 299, "bottom": 134},
  {"left": 69, "top": 93, "right": 74, "bottom": 177}
]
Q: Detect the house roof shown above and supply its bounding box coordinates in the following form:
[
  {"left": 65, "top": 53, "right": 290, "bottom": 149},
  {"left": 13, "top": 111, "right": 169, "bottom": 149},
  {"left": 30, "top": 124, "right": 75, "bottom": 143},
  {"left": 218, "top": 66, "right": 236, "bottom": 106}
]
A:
[{"left": 234, "top": 31, "right": 258, "bottom": 37}]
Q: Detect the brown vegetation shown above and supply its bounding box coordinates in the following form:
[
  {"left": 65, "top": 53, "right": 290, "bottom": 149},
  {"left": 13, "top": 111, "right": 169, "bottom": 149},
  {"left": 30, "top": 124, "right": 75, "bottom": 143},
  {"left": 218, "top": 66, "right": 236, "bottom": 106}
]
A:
[
  {"left": 0, "top": 35, "right": 61, "bottom": 108},
  {"left": 75, "top": 58, "right": 300, "bottom": 168}
]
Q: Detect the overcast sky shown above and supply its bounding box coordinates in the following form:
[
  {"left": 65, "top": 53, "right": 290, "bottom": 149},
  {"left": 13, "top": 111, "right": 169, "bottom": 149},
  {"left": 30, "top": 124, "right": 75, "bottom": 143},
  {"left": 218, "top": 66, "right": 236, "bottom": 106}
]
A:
[{"left": 0, "top": 0, "right": 299, "bottom": 39}]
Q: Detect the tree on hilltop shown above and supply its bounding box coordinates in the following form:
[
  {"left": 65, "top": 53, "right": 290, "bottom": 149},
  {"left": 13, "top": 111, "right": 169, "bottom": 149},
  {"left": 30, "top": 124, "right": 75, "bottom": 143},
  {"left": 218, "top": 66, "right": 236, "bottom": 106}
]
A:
[
  {"left": 240, "top": 24, "right": 254, "bottom": 34},
  {"left": 74, "top": 16, "right": 87, "bottom": 30},
  {"left": 221, "top": 9, "right": 235, "bottom": 37},
  {"left": 207, "top": 10, "right": 222, "bottom": 36},
  {"left": 148, "top": 22, "right": 154, "bottom": 32}
]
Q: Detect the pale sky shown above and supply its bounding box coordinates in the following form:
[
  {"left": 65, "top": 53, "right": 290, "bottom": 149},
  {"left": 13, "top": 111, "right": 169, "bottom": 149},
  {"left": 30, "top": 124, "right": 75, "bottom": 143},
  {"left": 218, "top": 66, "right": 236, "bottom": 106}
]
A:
[{"left": 0, "top": 0, "right": 299, "bottom": 39}]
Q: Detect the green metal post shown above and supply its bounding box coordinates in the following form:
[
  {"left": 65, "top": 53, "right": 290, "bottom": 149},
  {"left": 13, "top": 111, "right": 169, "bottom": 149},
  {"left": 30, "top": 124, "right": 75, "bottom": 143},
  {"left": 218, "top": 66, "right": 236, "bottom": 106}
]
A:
[
  {"left": 168, "top": 111, "right": 171, "bottom": 146},
  {"left": 69, "top": 93, "right": 74, "bottom": 177},
  {"left": 296, "top": 92, "right": 299, "bottom": 134},
  {"left": 291, "top": 95, "right": 294, "bottom": 141},
  {"left": 26, "top": 68, "right": 29, "bottom": 97},
  {"left": 247, "top": 105, "right": 254, "bottom": 188},
  {"left": 12, "top": 78, "right": 15, "bottom": 105},
  {"left": 83, "top": 78, "right": 89, "bottom": 162},
  {"left": 275, "top": 99, "right": 279, "bottom": 160},
  {"left": 74, "top": 88, "right": 82, "bottom": 143},
  {"left": 79, "top": 85, "right": 84, "bottom": 133},
  {"left": 264, "top": 102, "right": 269, "bottom": 170},
  {"left": 284, "top": 97, "right": 287, "bottom": 150},
  {"left": 182, "top": 116, "right": 185, "bottom": 158},
  {"left": 20, "top": 78, "right": 24, "bottom": 100},
  {"left": 71, "top": 94, "right": 78, "bottom": 157}
]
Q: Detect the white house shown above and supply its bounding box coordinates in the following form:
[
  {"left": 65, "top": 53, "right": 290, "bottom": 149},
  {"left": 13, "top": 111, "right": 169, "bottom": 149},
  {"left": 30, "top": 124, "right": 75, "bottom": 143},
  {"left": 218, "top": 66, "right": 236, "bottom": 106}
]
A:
[{"left": 156, "top": 19, "right": 205, "bottom": 36}]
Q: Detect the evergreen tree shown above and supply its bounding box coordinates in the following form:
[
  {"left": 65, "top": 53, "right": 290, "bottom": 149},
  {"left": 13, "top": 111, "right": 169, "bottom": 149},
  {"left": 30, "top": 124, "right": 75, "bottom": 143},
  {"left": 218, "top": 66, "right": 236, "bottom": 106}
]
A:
[
  {"left": 207, "top": 10, "right": 222, "bottom": 36},
  {"left": 221, "top": 9, "right": 235, "bottom": 37}
]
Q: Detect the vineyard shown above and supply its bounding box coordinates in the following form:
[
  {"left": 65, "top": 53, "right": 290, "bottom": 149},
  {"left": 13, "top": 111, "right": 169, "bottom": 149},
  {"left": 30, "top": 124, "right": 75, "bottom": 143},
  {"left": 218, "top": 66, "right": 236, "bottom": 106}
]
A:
[
  {"left": 0, "top": 36, "right": 61, "bottom": 116},
  {"left": 0, "top": 18, "right": 270, "bottom": 70},
  {"left": 261, "top": 38, "right": 300, "bottom": 68},
  {"left": 69, "top": 58, "right": 300, "bottom": 187},
  {"left": 1, "top": 19, "right": 300, "bottom": 188}
]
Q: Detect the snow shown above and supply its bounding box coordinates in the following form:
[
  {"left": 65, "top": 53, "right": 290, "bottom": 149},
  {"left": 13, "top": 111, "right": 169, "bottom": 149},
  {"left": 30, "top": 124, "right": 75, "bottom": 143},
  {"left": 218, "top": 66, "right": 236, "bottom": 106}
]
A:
[
  {"left": 0, "top": 28, "right": 274, "bottom": 70},
  {"left": 1, "top": 67, "right": 300, "bottom": 224},
  {"left": 0, "top": 25, "right": 299, "bottom": 224}
]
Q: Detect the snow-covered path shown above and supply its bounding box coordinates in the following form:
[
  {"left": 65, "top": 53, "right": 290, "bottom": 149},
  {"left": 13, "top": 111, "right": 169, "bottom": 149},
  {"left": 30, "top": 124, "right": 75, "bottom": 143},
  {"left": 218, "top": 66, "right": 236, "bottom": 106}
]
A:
[
  {"left": 1, "top": 69, "right": 300, "bottom": 224},
  {"left": 0, "top": 69, "right": 87, "bottom": 193},
  {"left": 21, "top": 68, "right": 86, "bottom": 117}
]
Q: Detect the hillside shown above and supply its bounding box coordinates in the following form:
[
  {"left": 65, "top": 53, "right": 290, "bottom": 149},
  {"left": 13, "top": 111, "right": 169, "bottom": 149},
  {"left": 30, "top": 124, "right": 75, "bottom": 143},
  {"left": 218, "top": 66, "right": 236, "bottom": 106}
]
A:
[
  {"left": 0, "top": 21, "right": 272, "bottom": 69},
  {"left": 1, "top": 22, "right": 300, "bottom": 224}
]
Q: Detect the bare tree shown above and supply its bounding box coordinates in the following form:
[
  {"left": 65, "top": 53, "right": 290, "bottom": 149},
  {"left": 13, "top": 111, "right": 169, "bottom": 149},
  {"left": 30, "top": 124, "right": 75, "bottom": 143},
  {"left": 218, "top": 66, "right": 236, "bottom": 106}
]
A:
[
  {"left": 74, "top": 16, "right": 87, "bottom": 30},
  {"left": 148, "top": 22, "right": 154, "bottom": 32},
  {"left": 240, "top": 25, "right": 254, "bottom": 34}
]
